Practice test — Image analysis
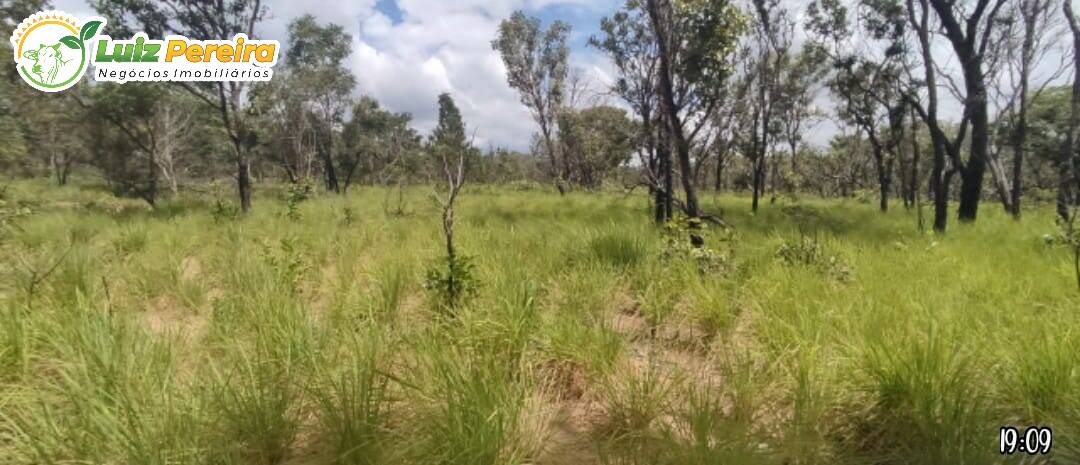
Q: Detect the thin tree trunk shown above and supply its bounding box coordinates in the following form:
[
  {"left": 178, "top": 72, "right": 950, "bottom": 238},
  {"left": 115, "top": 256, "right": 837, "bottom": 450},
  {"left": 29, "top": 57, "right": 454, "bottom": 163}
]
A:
[
  {"left": 932, "top": 138, "right": 949, "bottom": 232},
  {"left": 752, "top": 156, "right": 765, "bottom": 212},
  {"left": 236, "top": 147, "right": 253, "bottom": 213},
  {"left": 1061, "top": 0, "right": 1080, "bottom": 222},
  {"left": 908, "top": 0, "right": 949, "bottom": 232},
  {"left": 652, "top": 132, "right": 669, "bottom": 224},
  {"left": 647, "top": 0, "right": 701, "bottom": 244},
  {"left": 1010, "top": 0, "right": 1041, "bottom": 218},
  {"left": 714, "top": 150, "right": 725, "bottom": 192},
  {"left": 541, "top": 124, "right": 565, "bottom": 195},
  {"left": 911, "top": 109, "right": 925, "bottom": 230}
]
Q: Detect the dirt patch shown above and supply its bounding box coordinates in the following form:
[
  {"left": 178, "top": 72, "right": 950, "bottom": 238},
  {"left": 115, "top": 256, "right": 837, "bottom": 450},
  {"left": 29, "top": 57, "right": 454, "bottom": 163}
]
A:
[
  {"left": 610, "top": 311, "right": 648, "bottom": 337},
  {"left": 140, "top": 295, "right": 208, "bottom": 342},
  {"left": 539, "top": 400, "right": 604, "bottom": 465},
  {"left": 180, "top": 257, "right": 202, "bottom": 281}
]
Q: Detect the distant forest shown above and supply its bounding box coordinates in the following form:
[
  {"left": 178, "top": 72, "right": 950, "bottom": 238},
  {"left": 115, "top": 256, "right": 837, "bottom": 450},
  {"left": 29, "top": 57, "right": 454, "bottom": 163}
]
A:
[{"left": 2, "top": 0, "right": 1079, "bottom": 233}]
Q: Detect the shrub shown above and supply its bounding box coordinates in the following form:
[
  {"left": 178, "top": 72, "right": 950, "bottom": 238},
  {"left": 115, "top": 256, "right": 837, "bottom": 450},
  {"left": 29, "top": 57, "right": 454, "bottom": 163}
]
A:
[
  {"left": 285, "top": 182, "right": 314, "bottom": 221},
  {"left": 661, "top": 216, "right": 734, "bottom": 274},
  {"left": 340, "top": 206, "right": 355, "bottom": 226},
  {"left": 211, "top": 200, "right": 241, "bottom": 223},
  {"left": 775, "top": 234, "right": 853, "bottom": 282},
  {"left": 423, "top": 255, "right": 480, "bottom": 313}
]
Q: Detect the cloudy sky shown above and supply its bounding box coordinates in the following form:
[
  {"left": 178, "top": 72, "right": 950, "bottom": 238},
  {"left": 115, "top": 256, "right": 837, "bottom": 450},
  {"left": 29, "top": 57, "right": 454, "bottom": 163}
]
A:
[
  {"left": 45, "top": 0, "right": 1075, "bottom": 152},
  {"left": 52, "top": 0, "right": 624, "bottom": 151}
]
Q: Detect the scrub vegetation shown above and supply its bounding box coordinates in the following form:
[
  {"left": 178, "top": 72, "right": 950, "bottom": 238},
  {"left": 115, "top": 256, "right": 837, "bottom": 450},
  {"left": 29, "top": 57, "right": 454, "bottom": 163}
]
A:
[
  {"left": 3, "top": 0, "right": 1080, "bottom": 463},
  {"left": 1, "top": 181, "right": 1079, "bottom": 465}
]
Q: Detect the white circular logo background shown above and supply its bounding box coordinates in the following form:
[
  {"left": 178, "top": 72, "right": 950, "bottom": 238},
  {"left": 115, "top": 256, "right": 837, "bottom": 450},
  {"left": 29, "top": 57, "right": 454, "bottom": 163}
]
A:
[{"left": 9, "top": 11, "right": 101, "bottom": 92}]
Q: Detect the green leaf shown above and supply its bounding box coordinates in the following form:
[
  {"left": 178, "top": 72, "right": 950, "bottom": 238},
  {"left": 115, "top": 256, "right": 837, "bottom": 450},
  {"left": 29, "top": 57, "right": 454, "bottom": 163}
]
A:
[
  {"left": 80, "top": 20, "right": 103, "bottom": 42},
  {"left": 59, "top": 36, "right": 81, "bottom": 50}
]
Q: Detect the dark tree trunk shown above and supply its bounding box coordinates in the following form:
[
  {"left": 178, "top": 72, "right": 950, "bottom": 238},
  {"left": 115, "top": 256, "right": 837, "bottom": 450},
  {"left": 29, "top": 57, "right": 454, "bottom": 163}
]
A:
[
  {"left": 906, "top": 0, "right": 952, "bottom": 232},
  {"left": 648, "top": 0, "right": 701, "bottom": 245},
  {"left": 957, "top": 76, "right": 989, "bottom": 223},
  {"left": 714, "top": 152, "right": 725, "bottom": 192},
  {"left": 314, "top": 125, "right": 340, "bottom": 194},
  {"left": 752, "top": 156, "right": 766, "bottom": 213},
  {"left": 341, "top": 156, "right": 360, "bottom": 194},
  {"left": 541, "top": 124, "right": 565, "bottom": 195},
  {"left": 869, "top": 142, "right": 892, "bottom": 213},
  {"left": 236, "top": 150, "right": 253, "bottom": 213},
  {"left": 1010, "top": 12, "right": 1033, "bottom": 218},
  {"left": 929, "top": 0, "right": 1003, "bottom": 223},
  {"left": 323, "top": 152, "right": 340, "bottom": 194}
]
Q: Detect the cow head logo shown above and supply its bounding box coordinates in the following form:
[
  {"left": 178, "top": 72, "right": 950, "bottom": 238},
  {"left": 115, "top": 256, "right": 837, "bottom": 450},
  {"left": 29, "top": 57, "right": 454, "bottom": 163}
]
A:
[{"left": 9, "top": 11, "right": 105, "bottom": 92}]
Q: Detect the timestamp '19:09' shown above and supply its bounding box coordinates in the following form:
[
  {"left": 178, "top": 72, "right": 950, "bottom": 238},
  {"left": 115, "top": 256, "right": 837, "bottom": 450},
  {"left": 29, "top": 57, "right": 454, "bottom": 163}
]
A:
[{"left": 1000, "top": 427, "right": 1052, "bottom": 455}]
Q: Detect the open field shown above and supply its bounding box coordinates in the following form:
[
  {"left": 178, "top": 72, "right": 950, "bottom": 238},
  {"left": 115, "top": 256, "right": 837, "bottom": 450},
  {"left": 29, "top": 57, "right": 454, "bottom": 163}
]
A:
[{"left": 2, "top": 180, "right": 1079, "bottom": 465}]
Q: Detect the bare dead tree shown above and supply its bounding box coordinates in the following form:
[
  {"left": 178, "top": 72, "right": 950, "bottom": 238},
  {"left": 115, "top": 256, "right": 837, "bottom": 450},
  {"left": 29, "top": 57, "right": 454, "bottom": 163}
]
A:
[
  {"left": 436, "top": 139, "right": 467, "bottom": 266},
  {"left": 151, "top": 104, "right": 193, "bottom": 195}
]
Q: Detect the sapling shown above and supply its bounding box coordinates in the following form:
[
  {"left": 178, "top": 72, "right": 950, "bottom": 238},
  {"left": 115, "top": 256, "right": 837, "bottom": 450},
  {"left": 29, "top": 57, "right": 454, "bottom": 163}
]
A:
[{"left": 423, "top": 94, "right": 479, "bottom": 311}]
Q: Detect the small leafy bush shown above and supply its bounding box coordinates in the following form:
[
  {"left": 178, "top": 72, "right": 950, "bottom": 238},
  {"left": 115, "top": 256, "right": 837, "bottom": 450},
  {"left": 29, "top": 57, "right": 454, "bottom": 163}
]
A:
[
  {"left": 340, "top": 206, "right": 355, "bottom": 226},
  {"left": 424, "top": 255, "right": 480, "bottom": 313},
  {"left": 211, "top": 200, "right": 241, "bottom": 223},
  {"left": 285, "top": 182, "right": 314, "bottom": 220},
  {"left": 1045, "top": 214, "right": 1080, "bottom": 290},
  {"left": 776, "top": 234, "right": 853, "bottom": 282},
  {"left": 258, "top": 237, "right": 310, "bottom": 293},
  {"left": 661, "top": 216, "right": 734, "bottom": 274}
]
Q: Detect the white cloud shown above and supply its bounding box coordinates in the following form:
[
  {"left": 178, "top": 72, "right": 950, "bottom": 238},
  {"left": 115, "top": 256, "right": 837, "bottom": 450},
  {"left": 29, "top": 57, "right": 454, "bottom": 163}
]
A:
[{"left": 50, "top": 0, "right": 617, "bottom": 150}]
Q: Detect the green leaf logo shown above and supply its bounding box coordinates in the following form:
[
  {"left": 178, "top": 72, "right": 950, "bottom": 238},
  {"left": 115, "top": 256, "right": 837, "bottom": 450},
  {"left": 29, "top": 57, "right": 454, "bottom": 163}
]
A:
[
  {"left": 12, "top": 10, "right": 108, "bottom": 93},
  {"left": 80, "top": 20, "right": 102, "bottom": 42},
  {"left": 59, "top": 35, "right": 81, "bottom": 50}
]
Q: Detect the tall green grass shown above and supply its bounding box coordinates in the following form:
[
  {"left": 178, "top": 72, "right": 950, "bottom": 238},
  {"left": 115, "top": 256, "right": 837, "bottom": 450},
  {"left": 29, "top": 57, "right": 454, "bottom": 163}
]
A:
[{"left": 1, "top": 179, "right": 1079, "bottom": 464}]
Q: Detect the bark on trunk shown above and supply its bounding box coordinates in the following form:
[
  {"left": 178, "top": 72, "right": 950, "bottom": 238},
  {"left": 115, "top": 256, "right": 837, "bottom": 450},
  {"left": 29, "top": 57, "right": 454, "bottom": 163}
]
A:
[
  {"left": 929, "top": 0, "right": 1001, "bottom": 223},
  {"left": 648, "top": 0, "right": 701, "bottom": 245},
  {"left": 1061, "top": 0, "right": 1080, "bottom": 222},
  {"left": 931, "top": 137, "right": 949, "bottom": 232},
  {"left": 956, "top": 75, "right": 989, "bottom": 223},
  {"left": 752, "top": 156, "right": 766, "bottom": 213},
  {"left": 1010, "top": 0, "right": 1041, "bottom": 218},
  {"left": 714, "top": 152, "right": 725, "bottom": 192},
  {"left": 236, "top": 148, "right": 253, "bottom": 213},
  {"left": 541, "top": 125, "right": 565, "bottom": 195},
  {"left": 878, "top": 160, "right": 891, "bottom": 213},
  {"left": 911, "top": 109, "right": 925, "bottom": 230}
]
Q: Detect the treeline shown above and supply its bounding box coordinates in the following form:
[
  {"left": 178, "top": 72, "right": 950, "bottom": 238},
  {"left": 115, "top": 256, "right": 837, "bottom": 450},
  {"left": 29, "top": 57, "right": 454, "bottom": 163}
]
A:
[
  {"left": 2, "top": 0, "right": 1079, "bottom": 234},
  {"left": 565, "top": 0, "right": 1080, "bottom": 233},
  {"left": 0, "top": 1, "right": 551, "bottom": 209}
]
